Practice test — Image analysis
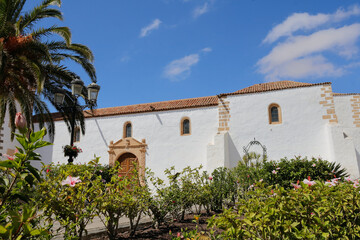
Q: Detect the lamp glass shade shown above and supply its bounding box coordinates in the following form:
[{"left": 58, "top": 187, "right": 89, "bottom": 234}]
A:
[
  {"left": 87, "top": 83, "right": 100, "bottom": 101},
  {"left": 88, "top": 88, "right": 99, "bottom": 101},
  {"left": 54, "top": 92, "right": 65, "bottom": 105},
  {"left": 71, "top": 79, "right": 84, "bottom": 96}
]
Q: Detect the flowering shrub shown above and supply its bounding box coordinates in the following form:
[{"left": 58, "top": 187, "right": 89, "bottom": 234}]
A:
[
  {"left": 209, "top": 179, "right": 360, "bottom": 239},
  {"left": 93, "top": 161, "right": 150, "bottom": 239},
  {"left": 261, "top": 156, "right": 349, "bottom": 189},
  {"left": 208, "top": 167, "right": 237, "bottom": 211},
  {"left": 38, "top": 159, "right": 102, "bottom": 239},
  {"left": 0, "top": 127, "right": 51, "bottom": 239}
]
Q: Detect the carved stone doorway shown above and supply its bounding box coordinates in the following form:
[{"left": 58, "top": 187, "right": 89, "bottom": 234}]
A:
[
  {"left": 117, "top": 152, "right": 138, "bottom": 177},
  {"left": 108, "top": 137, "right": 147, "bottom": 182}
]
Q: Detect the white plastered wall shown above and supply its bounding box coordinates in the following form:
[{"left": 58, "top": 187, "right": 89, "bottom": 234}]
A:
[
  {"left": 227, "top": 86, "right": 334, "bottom": 167},
  {"left": 48, "top": 106, "right": 218, "bottom": 179},
  {"left": 333, "top": 95, "right": 360, "bottom": 177}
]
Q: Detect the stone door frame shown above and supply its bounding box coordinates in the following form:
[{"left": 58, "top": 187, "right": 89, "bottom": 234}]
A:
[{"left": 108, "top": 137, "right": 147, "bottom": 181}]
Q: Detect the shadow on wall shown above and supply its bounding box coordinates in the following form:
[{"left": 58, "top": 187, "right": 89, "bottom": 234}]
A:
[
  {"left": 95, "top": 119, "right": 108, "bottom": 148},
  {"left": 356, "top": 149, "right": 360, "bottom": 176},
  {"left": 227, "top": 133, "right": 241, "bottom": 168},
  {"left": 33, "top": 144, "right": 54, "bottom": 170}
]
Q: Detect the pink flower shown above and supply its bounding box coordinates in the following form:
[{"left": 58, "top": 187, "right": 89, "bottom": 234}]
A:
[
  {"left": 276, "top": 167, "right": 280, "bottom": 170},
  {"left": 46, "top": 168, "right": 50, "bottom": 173},
  {"left": 259, "top": 179, "right": 263, "bottom": 182},
  {"left": 209, "top": 176, "right": 213, "bottom": 180},
  {"left": 15, "top": 112, "right": 27, "bottom": 133},
  {"left": 248, "top": 184, "right": 254, "bottom": 190},
  {"left": 272, "top": 170, "right": 277, "bottom": 174},
  {"left": 345, "top": 177, "right": 352, "bottom": 182},
  {"left": 311, "top": 212, "right": 315, "bottom": 216},
  {"left": 177, "top": 232, "right": 181, "bottom": 238},
  {"left": 291, "top": 180, "right": 301, "bottom": 189},
  {"left": 331, "top": 177, "right": 340, "bottom": 183},
  {"left": 2, "top": 149, "right": 17, "bottom": 160},
  {"left": 303, "top": 176, "right": 316, "bottom": 186},
  {"left": 325, "top": 181, "right": 336, "bottom": 187},
  {"left": 61, "top": 176, "right": 81, "bottom": 187},
  {"left": 312, "top": 163, "right": 316, "bottom": 167},
  {"left": 3, "top": 154, "right": 14, "bottom": 160}
]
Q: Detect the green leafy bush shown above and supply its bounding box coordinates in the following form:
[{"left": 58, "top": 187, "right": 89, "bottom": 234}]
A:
[
  {"left": 38, "top": 159, "right": 103, "bottom": 239},
  {"left": 0, "top": 128, "right": 51, "bottom": 239},
  {"left": 208, "top": 167, "right": 237, "bottom": 211},
  {"left": 261, "top": 156, "right": 349, "bottom": 189},
  {"left": 209, "top": 179, "right": 360, "bottom": 239}
]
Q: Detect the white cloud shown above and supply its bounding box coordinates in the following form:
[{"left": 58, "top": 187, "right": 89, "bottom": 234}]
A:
[
  {"left": 201, "top": 47, "right": 212, "bottom": 52},
  {"left": 258, "top": 24, "right": 360, "bottom": 81},
  {"left": 193, "top": 2, "right": 209, "bottom": 18},
  {"left": 163, "top": 54, "right": 200, "bottom": 81},
  {"left": 139, "top": 19, "right": 162, "bottom": 38},
  {"left": 263, "top": 5, "right": 360, "bottom": 43}
]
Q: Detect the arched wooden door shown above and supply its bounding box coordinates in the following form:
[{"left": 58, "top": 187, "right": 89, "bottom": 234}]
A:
[{"left": 117, "top": 152, "right": 138, "bottom": 177}]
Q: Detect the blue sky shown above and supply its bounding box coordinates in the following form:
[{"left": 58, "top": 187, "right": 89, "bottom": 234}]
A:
[{"left": 31, "top": 0, "right": 360, "bottom": 108}]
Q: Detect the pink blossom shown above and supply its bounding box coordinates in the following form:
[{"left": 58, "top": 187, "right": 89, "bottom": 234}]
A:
[
  {"left": 46, "top": 168, "right": 50, "bottom": 173},
  {"left": 311, "top": 212, "right": 315, "bottom": 216},
  {"left": 259, "top": 179, "right": 263, "bottom": 182},
  {"left": 61, "top": 176, "right": 81, "bottom": 187},
  {"left": 345, "top": 177, "right": 352, "bottom": 182},
  {"left": 248, "top": 184, "right": 254, "bottom": 190},
  {"left": 177, "top": 232, "right": 181, "bottom": 238},
  {"left": 209, "top": 176, "right": 213, "bottom": 180},
  {"left": 272, "top": 170, "right": 277, "bottom": 174},
  {"left": 276, "top": 167, "right": 280, "bottom": 170},
  {"left": 331, "top": 177, "right": 340, "bottom": 183},
  {"left": 325, "top": 181, "right": 336, "bottom": 187},
  {"left": 312, "top": 163, "right": 316, "bottom": 167},
  {"left": 15, "top": 112, "right": 27, "bottom": 132},
  {"left": 291, "top": 180, "right": 301, "bottom": 189},
  {"left": 303, "top": 176, "right": 316, "bottom": 186},
  {"left": 3, "top": 154, "right": 14, "bottom": 160}
]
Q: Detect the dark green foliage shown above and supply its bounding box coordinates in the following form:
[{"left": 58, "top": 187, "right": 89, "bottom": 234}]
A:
[
  {"left": 209, "top": 167, "right": 236, "bottom": 211},
  {"left": 262, "top": 156, "right": 349, "bottom": 189},
  {"left": 209, "top": 181, "right": 360, "bottom": 239}
]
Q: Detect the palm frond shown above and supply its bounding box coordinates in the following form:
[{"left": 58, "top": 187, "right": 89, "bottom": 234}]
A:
[{"left": 31, "top": 26, "right": 71, "bottom": 45}]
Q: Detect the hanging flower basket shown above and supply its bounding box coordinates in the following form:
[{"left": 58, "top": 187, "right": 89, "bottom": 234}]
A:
[{"left": 63, "top": 145, "right": 82, "bottom": 158}]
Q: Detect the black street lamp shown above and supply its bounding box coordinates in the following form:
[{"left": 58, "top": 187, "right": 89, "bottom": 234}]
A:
[{"left": 54, "top": 78, "right": 100, "bottom": 163}]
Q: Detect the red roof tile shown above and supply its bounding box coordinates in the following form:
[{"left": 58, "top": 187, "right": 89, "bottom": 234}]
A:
[
  {"left": 220, "top": 80, "right": 331, "bottom": 96},
  {"left": 45, "top": 81, "right": 332, "bottom": 121},
  {"left": 51, "top": 96, "right": 219, "bottom": 121}
]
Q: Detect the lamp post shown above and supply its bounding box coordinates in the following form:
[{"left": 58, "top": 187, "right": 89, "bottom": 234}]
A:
[{"left": 54, "top": 78, "right": 100, "bottom": 163}]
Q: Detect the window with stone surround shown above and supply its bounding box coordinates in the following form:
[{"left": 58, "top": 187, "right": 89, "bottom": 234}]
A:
[
  {"left": 268, "top": 103, "right": 282, "bottom": 124},
  {"left": 123, "top": 122, "right": 132, "bottom": 138},
  {"left": 181, "top": 117, "right": 191, "bottom": 135}
]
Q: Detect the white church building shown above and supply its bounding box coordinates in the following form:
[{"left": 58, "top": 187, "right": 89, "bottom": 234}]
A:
[{"left": 1, "top": 80, "right": 360, "bottom": 178}]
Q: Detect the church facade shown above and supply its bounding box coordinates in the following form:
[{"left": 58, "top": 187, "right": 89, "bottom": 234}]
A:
[{"left": 1, "top": 80, "right": 360, "bottom": 178}]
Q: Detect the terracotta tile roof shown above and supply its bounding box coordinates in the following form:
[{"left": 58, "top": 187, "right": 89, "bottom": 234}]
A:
[
  {"left": 220, "top": 80, "right": 331, "bottom": 96},
  {"left": 44, "top": 80, "right": 332, "bottom": 121},
  {"left": 333, "top": 93, "right": 360, "bottom": 96},
  {"left": 50, "top": 95, "right": 219, "bottom": 121}
]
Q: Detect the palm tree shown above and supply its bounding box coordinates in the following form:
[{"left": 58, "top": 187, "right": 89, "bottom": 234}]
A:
[{"left": 0, "top": 0, "right": 96, "bottom": 140}]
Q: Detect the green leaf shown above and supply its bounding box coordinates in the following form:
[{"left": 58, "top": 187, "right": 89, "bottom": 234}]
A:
[
  {"left": 0, "top": 225, "right": 7, "bottom": 234},
  {"left": 0, "top": 160, "right": 16, "bottom": 168},
  {"left": 26, "top": 164, "right": 41, "bottom": 181}
]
